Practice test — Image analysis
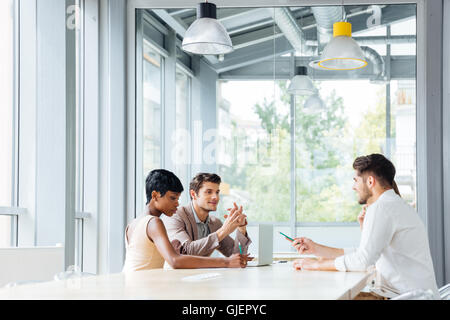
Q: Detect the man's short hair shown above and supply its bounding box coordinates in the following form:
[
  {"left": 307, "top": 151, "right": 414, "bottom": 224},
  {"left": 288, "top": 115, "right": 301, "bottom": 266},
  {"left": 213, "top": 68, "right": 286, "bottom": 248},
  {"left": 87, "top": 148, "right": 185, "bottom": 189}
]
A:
[
  {"left": 189, "top": 173, "right": 221, "bottom": 199},
  {"left": 145, "top": 169, "right": 184, "bottom": 204},
  {"left": 353, "top": 154, "right": 396, "bottom": 188}
]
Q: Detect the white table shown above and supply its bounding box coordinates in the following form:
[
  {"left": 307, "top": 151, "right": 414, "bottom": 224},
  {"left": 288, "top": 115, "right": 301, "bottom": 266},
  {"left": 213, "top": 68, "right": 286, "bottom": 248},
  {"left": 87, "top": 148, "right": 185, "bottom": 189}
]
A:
[{"left": 0, "top": 262, "right": 373, "bottom": 300}]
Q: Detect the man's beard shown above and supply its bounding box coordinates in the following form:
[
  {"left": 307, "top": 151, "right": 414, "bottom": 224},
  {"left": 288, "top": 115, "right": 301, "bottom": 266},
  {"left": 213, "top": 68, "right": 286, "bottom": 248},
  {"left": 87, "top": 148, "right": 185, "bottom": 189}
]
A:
[{"left": 358, "top": 187, "right": 372, "bottom": 204}]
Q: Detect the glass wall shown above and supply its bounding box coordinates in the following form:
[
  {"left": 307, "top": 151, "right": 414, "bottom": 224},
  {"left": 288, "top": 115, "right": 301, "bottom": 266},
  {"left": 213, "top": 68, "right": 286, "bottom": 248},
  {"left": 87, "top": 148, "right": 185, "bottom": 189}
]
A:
[
  {"left": 136, "top": 12, "right": 195, "bottom": 213},
  {"left": 215, "top": 5, "right": 417, "bottom": 251},
  {"left": 217, "top": 80, "right": 291, "bottom": 223},
  {"left": 137, "top": 4, "right": 417, "bottom": 253},
  {"left": 0, "top": 0, "right": 16, "bottom": 247}
]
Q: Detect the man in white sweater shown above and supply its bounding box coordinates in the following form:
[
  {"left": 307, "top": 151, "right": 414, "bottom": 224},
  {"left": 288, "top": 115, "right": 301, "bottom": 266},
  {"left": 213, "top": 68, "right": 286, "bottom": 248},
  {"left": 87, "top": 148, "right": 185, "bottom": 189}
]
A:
[{"left": 292, "top": 154, "right": 439, "bottom": 299}]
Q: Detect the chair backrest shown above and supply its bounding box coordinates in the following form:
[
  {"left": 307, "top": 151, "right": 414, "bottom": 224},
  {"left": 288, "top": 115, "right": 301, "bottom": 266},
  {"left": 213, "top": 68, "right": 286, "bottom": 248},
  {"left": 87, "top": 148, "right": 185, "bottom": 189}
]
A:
[
  {"left": 0, "top": 246, "right": 65, "bottom": 287},
  {"left": 390, "top": 289, "right": 435, "bottom": 300},
  {"left": 439, "top": 283, "right": 450, "bottom": 300},
  {"left": 54, "top": 265, "right": 94, "bottom": 281}
]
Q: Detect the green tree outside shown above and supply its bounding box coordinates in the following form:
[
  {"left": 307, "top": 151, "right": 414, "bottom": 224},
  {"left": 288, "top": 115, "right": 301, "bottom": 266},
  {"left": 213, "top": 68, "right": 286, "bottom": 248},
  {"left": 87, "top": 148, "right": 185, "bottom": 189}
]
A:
[{"left": 218, "top": 81, "right": 389, "bottom": 223}]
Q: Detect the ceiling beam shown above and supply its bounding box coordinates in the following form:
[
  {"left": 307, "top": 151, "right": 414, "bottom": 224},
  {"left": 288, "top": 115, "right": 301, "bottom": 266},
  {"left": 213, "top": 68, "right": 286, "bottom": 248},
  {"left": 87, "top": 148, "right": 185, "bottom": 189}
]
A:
[
  {"left": 213, "top": 37, "right": 294, "bottom": 73},
  {"left": 218, "top": 55, "right": 416, "bottom": 80}
]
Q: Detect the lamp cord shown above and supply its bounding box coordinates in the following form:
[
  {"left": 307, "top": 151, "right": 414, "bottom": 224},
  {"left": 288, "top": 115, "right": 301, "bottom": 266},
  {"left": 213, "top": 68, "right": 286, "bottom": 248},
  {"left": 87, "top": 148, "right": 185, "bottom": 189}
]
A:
[
  {"left": 273, "top": 8, "right": 276, "bottom": 108},
  {"left": 342, "top": 0, "right": 346, "bottom": 22}
]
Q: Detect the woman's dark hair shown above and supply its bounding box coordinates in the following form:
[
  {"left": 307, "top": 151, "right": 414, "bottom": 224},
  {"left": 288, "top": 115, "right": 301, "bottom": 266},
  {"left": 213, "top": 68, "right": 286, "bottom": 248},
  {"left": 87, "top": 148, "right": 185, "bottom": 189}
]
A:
[
  {"left": 353, "top": 154, "right": 401, "bottom": 196},
  {"left": 189, "top": 173, "right": 221, "bottom": 199},
  {"left": 145, "top": 169, "right": 184, "bottom": 204}
]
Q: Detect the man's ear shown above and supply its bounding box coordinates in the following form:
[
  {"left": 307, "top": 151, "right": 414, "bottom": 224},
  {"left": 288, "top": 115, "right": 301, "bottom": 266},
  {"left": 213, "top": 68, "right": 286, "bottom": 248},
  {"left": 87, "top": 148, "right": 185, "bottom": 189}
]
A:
[
  {"left": 190, "top": 189, "right": 197, "bottom": 200},
  {"left": 366, "top": 175, "right": 375, "bottom": 188}
]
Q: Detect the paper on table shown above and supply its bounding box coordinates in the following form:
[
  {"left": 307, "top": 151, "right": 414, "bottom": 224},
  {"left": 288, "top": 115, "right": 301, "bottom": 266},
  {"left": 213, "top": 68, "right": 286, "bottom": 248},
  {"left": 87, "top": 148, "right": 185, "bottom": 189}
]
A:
[{"left": 182, "top": 273, "right": 222, "bottom": 282}]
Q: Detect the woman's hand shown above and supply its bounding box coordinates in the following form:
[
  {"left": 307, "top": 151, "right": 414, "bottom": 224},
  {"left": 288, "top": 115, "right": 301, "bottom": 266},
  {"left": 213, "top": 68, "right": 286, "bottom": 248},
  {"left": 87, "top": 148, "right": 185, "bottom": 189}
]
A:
[{"left": 226, "top": 253, "right": 253, "bottom": 268}]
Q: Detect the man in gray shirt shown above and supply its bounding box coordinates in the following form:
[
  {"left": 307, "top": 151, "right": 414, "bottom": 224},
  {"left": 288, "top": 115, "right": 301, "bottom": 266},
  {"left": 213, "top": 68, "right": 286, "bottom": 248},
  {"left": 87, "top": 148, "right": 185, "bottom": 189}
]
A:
[{"left": 163, "top": 173, "right": 252, "bottom": 258}]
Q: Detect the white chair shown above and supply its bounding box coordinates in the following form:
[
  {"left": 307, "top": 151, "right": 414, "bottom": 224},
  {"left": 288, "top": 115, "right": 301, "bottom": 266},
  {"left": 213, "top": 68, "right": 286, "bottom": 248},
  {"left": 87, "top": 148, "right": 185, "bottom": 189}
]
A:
[
  {"left": 390, "top": 289, "right": 435, "bottom": 300},
  {"left": 0, "top": 246, "right": 65, "bottom": 288},
  {"left": 438, "top": 283, "right": 450, "bottom": 300},
  {"left": 54, "top": 265, "right": 94, "bottom": 281},
  {"left": 3, "top": 279, "right": 48, "bottom": 288}
]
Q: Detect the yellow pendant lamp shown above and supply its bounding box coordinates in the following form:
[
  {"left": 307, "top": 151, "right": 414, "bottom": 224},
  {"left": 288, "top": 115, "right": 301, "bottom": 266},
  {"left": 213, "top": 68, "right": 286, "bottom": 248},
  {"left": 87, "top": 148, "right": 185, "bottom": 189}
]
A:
[{"left": 318, "top": 21, "right": 367, "bottom": 70}]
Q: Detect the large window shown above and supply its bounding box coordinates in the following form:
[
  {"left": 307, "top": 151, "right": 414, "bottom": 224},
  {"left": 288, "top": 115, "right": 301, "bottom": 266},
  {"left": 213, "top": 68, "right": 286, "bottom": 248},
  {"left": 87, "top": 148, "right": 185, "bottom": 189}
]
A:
[
  {"left": 0, "top": 0, "right": 17, "bottom": 247},
  {"left": 294, "top": 79, "right": 416, "bottom": 223},
  {"left": 136, "top": 12, "right": 195, "bottom": 213},
  {"left": 217, "top": 81, "right": 291, "bottom": 222},
  {"left": 216, "top": 9, "right": 417, "bottom": 251},
  {"left": 174, "top": 67, "right": 191, "bottom": 203},
  {"left": 142, "top": 41, "right": 163, "bottom": 205},
  {"left": 218, "top": 76, "right": 416, "bottom": 249}
]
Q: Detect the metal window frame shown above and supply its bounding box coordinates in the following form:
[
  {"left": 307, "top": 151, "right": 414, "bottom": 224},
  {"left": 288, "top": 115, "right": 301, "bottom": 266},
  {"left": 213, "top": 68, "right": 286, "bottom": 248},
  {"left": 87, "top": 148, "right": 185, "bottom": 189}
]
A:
[
  {"left": 74, "top": 211, "right": 91, "bottom": 269},
  {"left": 135, "top": 12, "right": 167, "bottom": 217},
  {"left": 72, "top": 0, "right": 96, "bottom": 272},
  {"left": 0, "top": 207, "right": 26, "bottom": 247},
  {"left": 12, "top": 0, "right": 20, "bottom": 211},
  {"left": 65, "top": 0, "right": 77, "bottom": 270},
  {"left": 6, "top": 0, "right": 21, "bottom": 248},
  {"left": 175, "top": 64, "right": 193, "bottom": 203},
  {"left": 74, "top": 0, "right": 85, "bottom": 271},
  {"left": 443, "top": 0, "right": 450, "bottom": 289}
]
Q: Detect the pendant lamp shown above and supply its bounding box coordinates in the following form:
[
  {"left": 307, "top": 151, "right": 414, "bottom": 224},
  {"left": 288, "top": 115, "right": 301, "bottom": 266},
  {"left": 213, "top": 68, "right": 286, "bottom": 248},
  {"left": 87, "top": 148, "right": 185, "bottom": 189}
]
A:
[
  {"left": 317, "top": 21, "right": 367, "bottom": 70},
  {"left": 304, "top": 94, "right": 325, "bottom": 113},
  {"left": 182, "top": 2, "right": 233, "bottom": 55},
  {"left": 308, "top": 59, "right": 321, "bottom": 70},
  {"left": 287, "top": 66, "right": 317, "bottom": 96}
]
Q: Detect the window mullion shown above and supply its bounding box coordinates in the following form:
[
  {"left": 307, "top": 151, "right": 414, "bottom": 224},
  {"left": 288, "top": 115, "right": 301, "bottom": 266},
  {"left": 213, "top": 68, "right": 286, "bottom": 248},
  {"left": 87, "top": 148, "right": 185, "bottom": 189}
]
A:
[{"left": 290, "top": 53, "right": 297, "bottom": 243}]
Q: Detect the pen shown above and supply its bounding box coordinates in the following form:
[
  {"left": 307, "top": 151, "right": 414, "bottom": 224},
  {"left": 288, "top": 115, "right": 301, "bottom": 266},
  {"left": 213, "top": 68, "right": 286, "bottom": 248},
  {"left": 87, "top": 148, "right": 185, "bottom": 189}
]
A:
[{"left": 279, "top": 231, "right": 294, "bottom": 242}]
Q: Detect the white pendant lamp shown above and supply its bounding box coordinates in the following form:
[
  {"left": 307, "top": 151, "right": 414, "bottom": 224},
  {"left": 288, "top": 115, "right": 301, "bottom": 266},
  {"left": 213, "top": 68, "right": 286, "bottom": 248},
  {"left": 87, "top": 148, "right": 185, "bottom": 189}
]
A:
[
  {"left": 287, "top": 66, "right": 317, "bottom": 96},
  {"left": 317, "top": 21, "right": 367, "bottom": 70},
  {"left": 304, "top": 94, "right": 325, "bottom": 113},
  {"left": 182, "top": 2, "right": 233, "bottom": 55}
]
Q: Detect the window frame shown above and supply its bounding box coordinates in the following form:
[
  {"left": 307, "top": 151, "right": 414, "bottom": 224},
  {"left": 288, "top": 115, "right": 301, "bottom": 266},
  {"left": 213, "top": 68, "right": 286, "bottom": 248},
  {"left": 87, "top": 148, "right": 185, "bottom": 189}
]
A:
[
  {"left": 174, "top": 64, "right": 193, "bottom": 204},
  {"left": 0, "top": 0, "right": 23, "bottom": 248},
  {"left": 135, "top": 10, "right": 168, "bottom": 216},
  {"left": 133, "top": 10, "right": 196, "bottom": 217}
]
